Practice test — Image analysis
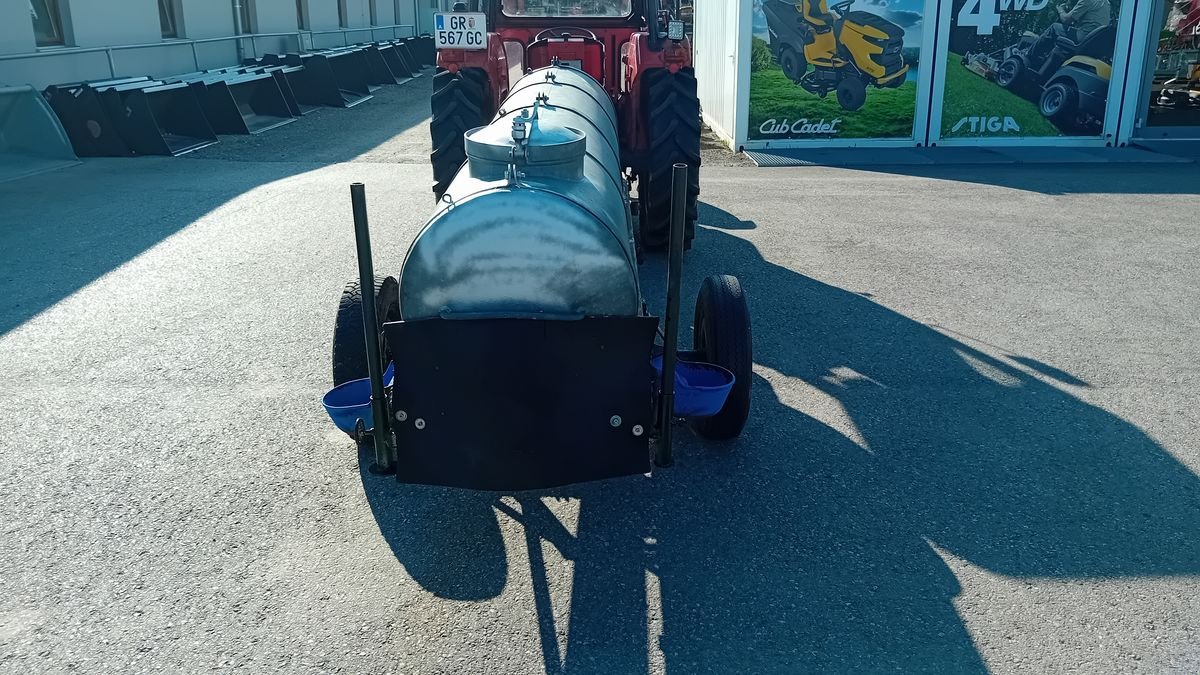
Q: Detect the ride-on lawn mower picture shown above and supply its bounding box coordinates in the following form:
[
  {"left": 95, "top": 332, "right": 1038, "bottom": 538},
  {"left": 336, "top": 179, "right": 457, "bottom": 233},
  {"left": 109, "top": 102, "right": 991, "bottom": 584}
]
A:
[
  {"left": 428, "top": 0, "right": 700, "bottom": 251},
  {"left": 321, "top": 8, "right": 751, "bottom": 491},
  {"left": 962, "top": 24, "right": 1116, "bottom": 133},
  {"left": 761, "top": 0, "right": 909, "bottom": 111}
]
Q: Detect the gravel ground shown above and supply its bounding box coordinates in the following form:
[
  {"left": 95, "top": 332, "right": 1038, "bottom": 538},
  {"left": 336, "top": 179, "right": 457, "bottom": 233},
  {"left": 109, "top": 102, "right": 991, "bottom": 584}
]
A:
[{"left": 1, "top": 73, "right": 1199, "bottom": 674}]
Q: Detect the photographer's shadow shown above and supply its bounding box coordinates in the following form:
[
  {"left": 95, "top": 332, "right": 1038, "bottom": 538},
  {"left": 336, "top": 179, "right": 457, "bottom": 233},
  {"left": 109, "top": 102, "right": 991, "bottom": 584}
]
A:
[{"left": 362, "top": 202, "right": 1200, "bottom": 672}]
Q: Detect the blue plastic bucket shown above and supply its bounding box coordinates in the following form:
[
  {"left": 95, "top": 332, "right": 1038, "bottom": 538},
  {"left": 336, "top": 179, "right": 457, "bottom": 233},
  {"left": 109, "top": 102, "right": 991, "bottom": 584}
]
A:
[
  {"left": 652, "top": 356, "right": 736, "bottom": 418},
  {"left": 322, "top": 364, "right": 394, "bottom": 434}
]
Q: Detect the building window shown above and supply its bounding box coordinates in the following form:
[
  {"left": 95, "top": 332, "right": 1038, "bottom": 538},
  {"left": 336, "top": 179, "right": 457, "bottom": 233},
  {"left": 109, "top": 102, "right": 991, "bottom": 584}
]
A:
[
  {"left": 339, "top": 0, "right": 349, "bottom": 27},
  {"left": 295, "top": 0, "right": 309, "bottom": 29},
  {"left": 29, "top": 0, "right": 66, "bottom": 47},
  {"left": 159, "top": 0, "right": 179, "bottom": 38}
]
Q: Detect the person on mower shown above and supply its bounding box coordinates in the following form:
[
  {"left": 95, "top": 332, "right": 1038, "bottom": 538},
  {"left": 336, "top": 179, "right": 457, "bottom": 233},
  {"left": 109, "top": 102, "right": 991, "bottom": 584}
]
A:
[{"left": 1028, "top": 0, "right": 1112, "bottom": 64}]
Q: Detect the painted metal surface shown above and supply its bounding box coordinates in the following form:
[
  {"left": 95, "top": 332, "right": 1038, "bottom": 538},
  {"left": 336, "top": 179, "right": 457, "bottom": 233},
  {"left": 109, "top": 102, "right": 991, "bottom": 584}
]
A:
[{"left": 399, "top": 65, "right": 640, "bottom": 320}]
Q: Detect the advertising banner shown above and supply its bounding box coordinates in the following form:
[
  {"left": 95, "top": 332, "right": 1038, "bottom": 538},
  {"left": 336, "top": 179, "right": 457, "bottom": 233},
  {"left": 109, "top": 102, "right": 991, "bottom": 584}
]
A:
[
  {"left": 749, "top": 0, "right": 928, "bottom": 141},
  {"left": 941, "top": 0, "right": 1123, "bottom": 138}
]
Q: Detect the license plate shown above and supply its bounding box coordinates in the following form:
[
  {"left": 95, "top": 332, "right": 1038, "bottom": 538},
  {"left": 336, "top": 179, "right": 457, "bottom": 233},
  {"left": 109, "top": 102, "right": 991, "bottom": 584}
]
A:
[{"left": 434, "top": 13, "right": 487, "bottom": 50}]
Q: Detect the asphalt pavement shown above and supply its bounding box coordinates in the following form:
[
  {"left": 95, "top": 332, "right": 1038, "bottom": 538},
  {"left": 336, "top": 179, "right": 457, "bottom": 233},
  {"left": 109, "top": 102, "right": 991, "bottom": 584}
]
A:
[{"left": 1, "top": 77, "right": 1198, "bottom": 674}]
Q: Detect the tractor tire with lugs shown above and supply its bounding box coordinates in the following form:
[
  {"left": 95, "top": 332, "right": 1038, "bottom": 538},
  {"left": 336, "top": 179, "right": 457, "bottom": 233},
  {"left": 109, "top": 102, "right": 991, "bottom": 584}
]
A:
[
  {"left": 332, "top": 275, "right": 401, "bottom": 388},
  {"left": 689, "top": 274, "right": 752, "bottom": 440},
  {"left": 430, "top": 67, "right": 492, "bottom": 200},
  {"left": 638, "top": 67, "right": 701, "bottom": 251}
]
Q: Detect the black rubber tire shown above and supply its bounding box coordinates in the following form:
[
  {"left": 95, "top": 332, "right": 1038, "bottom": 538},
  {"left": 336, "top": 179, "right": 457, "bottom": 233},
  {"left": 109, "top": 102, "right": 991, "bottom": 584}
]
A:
[
  {"left": 780, "top": 48, "right": 807, "bottom": 84},
  {"left": 430, "top": 67, "right": 492, "bottom": 201},
  {"left": 1040, "top": 81, "right": 1078, "bottom": 125},
  {"left": 836, "top": 76, "right": 867, "bottom": 112},
  {"left": 638, "top": 67, "right": 701, "bottom": 252},
  {"left": 689, "top": 275, "right": 752, "bottom": 440},
  {"left": 996, "top": 57, "right": 1024, "bottom": 90},
  {"left": 332, "top": 275, "right": 401, "bottom": 387}
]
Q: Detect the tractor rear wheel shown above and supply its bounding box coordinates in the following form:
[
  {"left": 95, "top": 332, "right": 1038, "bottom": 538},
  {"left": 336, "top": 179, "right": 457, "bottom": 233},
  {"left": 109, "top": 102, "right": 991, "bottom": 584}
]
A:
[
  {"left": 430, "top": 67, "right": 492, "bottom": 201},
  {"left": 638, "top": 67, "right": 701, "bottom": 252},
  {"left": 689, "top": 275, "right": 752, "bottom": 440},
  {"left": 332, "top": 275, "right": 401, "bottom": 388}
]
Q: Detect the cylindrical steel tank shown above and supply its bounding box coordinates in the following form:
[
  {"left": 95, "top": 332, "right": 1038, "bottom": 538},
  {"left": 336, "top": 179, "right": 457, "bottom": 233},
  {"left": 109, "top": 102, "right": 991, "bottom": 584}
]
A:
[{"left": 398, "top": 66, "right": 639, "bottom": 320}]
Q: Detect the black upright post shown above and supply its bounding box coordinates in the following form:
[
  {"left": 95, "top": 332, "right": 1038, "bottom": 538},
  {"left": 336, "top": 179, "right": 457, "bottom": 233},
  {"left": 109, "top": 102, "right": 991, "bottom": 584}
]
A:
[
  {"left": 350, "top": 183, "right": 395, "bottom": 474},
  {"left": 655, "top": 163, "right": 688, "bottom": 468}
]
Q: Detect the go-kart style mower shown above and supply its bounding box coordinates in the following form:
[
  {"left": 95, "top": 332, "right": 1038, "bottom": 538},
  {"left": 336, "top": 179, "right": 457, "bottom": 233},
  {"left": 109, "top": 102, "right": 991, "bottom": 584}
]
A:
[
  {"left": 963, "top": 24, "right": 1115, "bottom": 132},
  {"left": 428, "top": 0, "right": 700, "bottom": 251},
  {"left": 762, "top": 0, "right": 909, "bottom": 111},
  {"left": 1157, "top": 63, "right": 1200, "bottom": 110},
  {"left": 323, "top": 64, "right": 753, "bottom": 491}
]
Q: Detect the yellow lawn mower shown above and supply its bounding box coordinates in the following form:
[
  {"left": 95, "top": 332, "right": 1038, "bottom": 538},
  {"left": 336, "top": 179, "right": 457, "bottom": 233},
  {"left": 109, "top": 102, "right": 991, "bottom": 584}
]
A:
[{"left": 762, "top": 0, "right": 909, "bottom": 111}]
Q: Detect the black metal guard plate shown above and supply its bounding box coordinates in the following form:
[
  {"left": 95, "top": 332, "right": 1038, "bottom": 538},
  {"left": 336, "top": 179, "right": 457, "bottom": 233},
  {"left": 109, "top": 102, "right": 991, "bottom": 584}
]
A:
[{"left": 385, "top": 317, "right": 657, "bottom": 491}]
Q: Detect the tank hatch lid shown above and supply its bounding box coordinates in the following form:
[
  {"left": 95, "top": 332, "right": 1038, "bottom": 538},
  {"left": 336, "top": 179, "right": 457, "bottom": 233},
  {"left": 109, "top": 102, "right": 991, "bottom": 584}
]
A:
[{"left": 465, "top": 111, "right": 586, "bottom": 169}]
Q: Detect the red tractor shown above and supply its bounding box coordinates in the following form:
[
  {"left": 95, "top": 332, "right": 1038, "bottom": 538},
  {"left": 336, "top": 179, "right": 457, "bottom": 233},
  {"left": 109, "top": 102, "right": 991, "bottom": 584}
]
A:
[{"left": 429, "top": 0, "right": 700, "bottom": 249}]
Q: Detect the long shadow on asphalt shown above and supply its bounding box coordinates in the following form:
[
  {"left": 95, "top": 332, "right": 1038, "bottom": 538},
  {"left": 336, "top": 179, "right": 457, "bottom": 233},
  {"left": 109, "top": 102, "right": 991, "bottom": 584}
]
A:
[
  {"left": 360, "top": 202, "right": 1200, "bottom": 673},
  {"left": 0, "top": 77, "right": 431, "bottom": 338}
]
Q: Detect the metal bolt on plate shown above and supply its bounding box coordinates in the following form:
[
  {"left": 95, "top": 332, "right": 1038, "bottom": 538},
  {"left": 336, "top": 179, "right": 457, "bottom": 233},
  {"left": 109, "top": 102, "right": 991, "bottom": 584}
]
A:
[
  {"left": 632, "top": 425, "right": 644, "bottom": 437},
  {"left": 395, "top": 410, "right": 408, "bottom": 422},
  {"left": 414, "top": 418, "right": 426, "bottom": 430},
  {"left": 609, "top": 415, "right": 622, "bottom": 428}
]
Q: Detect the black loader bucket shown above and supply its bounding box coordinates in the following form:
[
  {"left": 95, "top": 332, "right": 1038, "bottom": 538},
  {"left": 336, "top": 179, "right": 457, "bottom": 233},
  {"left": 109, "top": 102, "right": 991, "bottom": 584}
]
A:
[
  {"left": 359, "top": 44, "right": 401, "bottom": 85},
  {"left": 392, "top": 41, "right": 421, "bottom": 77},
  {"left": 373, "top": 43, "right": 412, "bottom": 83},
  {"left": 42, "top": 82, "right": 131, "bottom": 156},
  {"left": 0, "top": 85, "right": 79, "bottom": 182},
  {"left": 255, "top": 65, "right": 309, "bottom": 116},
  {"left": 325, "top": 48, "right": 379, "bottom": 95},
  {"left": 224, "top": 72, "right": 295, "bottom": 133},
  {"left": 94, "top": 80, "right": 217, "bottom": 156},
  {"left": 415, "top": 35, "right": 436, "bottom": 65},
  {"left": 270, "top": 53, "right": 373, "bottom": 108},
  {"left": 173, "top": 72, "right": 294, "bottom": 134}
]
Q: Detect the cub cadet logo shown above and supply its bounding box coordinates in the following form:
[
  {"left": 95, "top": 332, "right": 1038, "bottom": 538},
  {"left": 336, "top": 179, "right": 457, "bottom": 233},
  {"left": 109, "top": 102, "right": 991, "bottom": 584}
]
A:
[
  {"left": 952, "top": 116, "right": 1021, "bottom": 134},
  {"left": 759, "top": 118, "right": 843, "bottom": 136},
  {"left": 958, "top": 0, "right": 1049, "bottom": 35}
]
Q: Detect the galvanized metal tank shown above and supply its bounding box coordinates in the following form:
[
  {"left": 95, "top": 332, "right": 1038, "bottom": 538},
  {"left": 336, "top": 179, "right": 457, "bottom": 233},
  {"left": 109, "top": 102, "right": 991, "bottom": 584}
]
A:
[{"left": 399, "top": 66, "right": 639, "bottom": 320}]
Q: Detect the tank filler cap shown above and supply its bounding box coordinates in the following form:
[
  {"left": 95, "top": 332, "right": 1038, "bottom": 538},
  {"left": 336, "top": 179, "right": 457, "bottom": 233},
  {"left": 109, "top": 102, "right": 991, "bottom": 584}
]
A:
[{"left": 465, "top": 111, "right": 587, "bottom": 182}]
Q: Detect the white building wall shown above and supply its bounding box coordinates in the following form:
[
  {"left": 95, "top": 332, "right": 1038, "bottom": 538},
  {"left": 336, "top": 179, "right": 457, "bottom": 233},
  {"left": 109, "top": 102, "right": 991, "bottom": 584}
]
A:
[
  {"left": 0, "top": 0, "right": 421, "bottom": 89},
  {"left": 693, "top": 0, "right": 749, "bottom": 150}
]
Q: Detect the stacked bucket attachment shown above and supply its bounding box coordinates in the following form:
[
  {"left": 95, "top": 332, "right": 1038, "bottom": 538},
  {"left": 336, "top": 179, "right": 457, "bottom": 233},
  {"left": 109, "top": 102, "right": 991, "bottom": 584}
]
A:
[
  {"left": 0, "top": 85, "right": 79, "bottom": 182},
  {"left": 91, "top": 78, "right": 217, "bottom": 156},
  {"left": 166, "top": 71, "right": 295, "bottom": 135},
  {"left": 38, "top": 37, "right": 438, "bottom": 159}
]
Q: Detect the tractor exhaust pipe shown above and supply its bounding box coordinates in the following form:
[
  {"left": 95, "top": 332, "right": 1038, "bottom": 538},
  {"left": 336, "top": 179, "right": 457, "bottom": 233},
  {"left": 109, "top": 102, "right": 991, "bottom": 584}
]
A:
[
  {"left": 655, "top": 163, "right": 689, "bottom": 468},
  {"left": 350, "top": 183, "right": 396, "bottom": 473}
]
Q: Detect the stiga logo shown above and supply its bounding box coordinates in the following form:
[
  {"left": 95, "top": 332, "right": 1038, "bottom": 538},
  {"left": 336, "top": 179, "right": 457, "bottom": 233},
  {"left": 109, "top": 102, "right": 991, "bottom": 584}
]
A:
[
  {"left": 952, "top": 116, "right": 1021, "bottom": 134},
  {"left": 759, "top": 118, "right": 843, "bottom": 136}
]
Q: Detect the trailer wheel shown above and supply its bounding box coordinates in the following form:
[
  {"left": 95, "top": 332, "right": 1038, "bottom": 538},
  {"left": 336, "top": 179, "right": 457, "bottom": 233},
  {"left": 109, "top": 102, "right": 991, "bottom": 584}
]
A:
[
  {"left": 638, "top": 67, "right": 701, "bottom": 251},
  {"left": 332, "top": 275, "right": 401, "bottom": 387},
  {"left": 689, "top": 275, "right": 752, "bottom": 440},
  {"left": 430, "top": 67, "right": 492, "bottom": 201}
]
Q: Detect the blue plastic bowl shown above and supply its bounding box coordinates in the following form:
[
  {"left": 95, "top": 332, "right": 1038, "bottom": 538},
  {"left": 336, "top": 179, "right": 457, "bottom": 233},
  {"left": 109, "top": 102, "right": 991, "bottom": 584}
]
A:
[
  {"left": 652, "top": 356, "right": 736, "bottom": 418},
  {"left": 322, "top": 364, "right": 394, "bottom": 434}
]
